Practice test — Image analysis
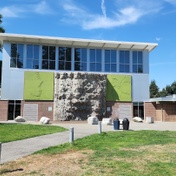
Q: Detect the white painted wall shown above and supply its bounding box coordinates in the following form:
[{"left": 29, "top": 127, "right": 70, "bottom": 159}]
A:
[
  {"left": 1, "top": 42, "right": 24, "bottom": 100},
  {"left": 132, "top": 74, "right": 149, "bottom": 102}
]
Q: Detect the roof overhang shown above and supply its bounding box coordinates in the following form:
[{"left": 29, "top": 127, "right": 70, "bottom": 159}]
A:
[
  {"left": 0, "top": 33, "right": 158, "bottom": 52},
  {"left": 147, "top": 94, "right": 176, "bottom": 103}
]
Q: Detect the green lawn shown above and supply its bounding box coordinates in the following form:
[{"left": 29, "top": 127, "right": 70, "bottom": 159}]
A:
[
  {"left": 36, "top": 130, "right": 176, "bottom": 176},
  {"left": 0, "top": 123, "right": 67, "bottom": 143}
]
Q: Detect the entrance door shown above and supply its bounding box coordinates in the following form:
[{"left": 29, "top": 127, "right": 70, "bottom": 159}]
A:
[
  {"left": 8, "top": 100, "right": 21, "bottom": 120},
  {"left": 133, "top": 102, "right": 144, "bottom": 119}
]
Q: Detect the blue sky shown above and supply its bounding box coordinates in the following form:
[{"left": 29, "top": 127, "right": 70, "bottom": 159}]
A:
[{"left": 0, "top": 0, "right": 176, "bottom": 89}]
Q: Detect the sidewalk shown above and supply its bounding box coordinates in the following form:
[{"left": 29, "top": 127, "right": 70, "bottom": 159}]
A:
[{"left": 1, "top": 121, "right": 176, "bottom": 164}]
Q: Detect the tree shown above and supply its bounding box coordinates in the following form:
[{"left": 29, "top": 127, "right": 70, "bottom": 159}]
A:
[
  {"left": 0, "top": 14, "right": 5, "bottom": 32},
  {"left": 0, "top": 14, "right": 5, "bottom": 87},
  {"left": 171, "top": 81, "right": 176, "bottom": 94},
  {"left": 150, "top": 80, "right": 160, "bottom": 98},
  {"left": 159, "top": 88, "right": 167, "bottom": 97},
  {"left": 0, "top": 14, "right": 5, "bottom": 52},
  {"left": 150, "top": 80, "right": 176, "bottom": 98},
  {"left": 165, "top": 85, "right": 173, "bottom": 95}
]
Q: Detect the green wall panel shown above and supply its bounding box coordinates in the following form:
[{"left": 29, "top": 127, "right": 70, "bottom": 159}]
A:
[
  {"left": 106, "top": 75, "right": 132, "bottom": 101},
  {"left": 24, "top": 72, "right": 54, "bottom": 100}
]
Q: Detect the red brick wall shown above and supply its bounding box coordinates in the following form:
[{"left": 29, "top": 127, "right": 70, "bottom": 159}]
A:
[
  {"left": 21, "top": 101, "right": 54, "bottom": 121},
  {"left": 145, "top": 102, "right": 176, "bottom": 122},
  {"left": 162, "top": 102, "right": 176, "bottom": 122},
  {"left": 144, "top": 102, "right": 157, "bottom": 120},
  {"left": 0, "top": 100, "right": 8, "bottom": 121}
]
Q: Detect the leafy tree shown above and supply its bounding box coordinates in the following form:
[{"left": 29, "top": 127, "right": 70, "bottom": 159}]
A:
[
  {"left": 171, "top": 81, "right": 176, "bottom": 94},
  {"left": 165, "top": 85, "right": 173, "bottom": 95},
  {"left": 150, "top": 80, "right": 176, "bottom": 98},
  {"left": 159, "top": 88, "right": 167, "bottom": 97},
  {"left": 150, "top": 80, "right": 160, "bottom": 98},
  {"left": 0, "top": 14, "right": 5, "bottom": 52},
  {"left": 0, "top": 14, "right": 5, "bottom": 86}
]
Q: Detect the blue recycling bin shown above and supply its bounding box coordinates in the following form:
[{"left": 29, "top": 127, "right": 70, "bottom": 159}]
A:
[{"left": 113, "top": 118, "right": 120, "bottom": 130}]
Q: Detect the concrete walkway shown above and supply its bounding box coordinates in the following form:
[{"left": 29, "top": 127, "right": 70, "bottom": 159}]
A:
[{"left": 1, "top": 121, "right": 176, "bottom": 164}]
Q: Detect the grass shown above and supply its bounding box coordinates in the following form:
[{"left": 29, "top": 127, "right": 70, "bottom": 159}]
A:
[
  {"left": 0, "top": 123, "right": 67, "bottom": 143},
  {"left": 1, "top": 130, "right": 176, "bottom": 175},
  {"left": 34, "top": 130, "right": 176, "bottom": 176}
]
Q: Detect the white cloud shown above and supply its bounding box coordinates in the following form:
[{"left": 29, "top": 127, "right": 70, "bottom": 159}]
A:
[
  {"left": 83, "top": 7, "right": 143, "bottom": 29},
  {"left": 34, "top": 1, "right": 54, "bottom": 15},
  {"left": 0, "top": 6, "right": 24, "bottom": 18},
  {"left": 156, "top": 37, "right": 162, "bottom": 41},
  {"left": 60, "top": 0, "right": 164, "bottom": 30},
  {"left": 0, "top": 1, "right": 54, "bottom": 18},
  {"left": 101, "top": 0, "right": 107, "bottom": 18}
]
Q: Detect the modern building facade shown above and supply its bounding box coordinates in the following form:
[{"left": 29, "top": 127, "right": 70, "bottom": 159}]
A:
[{"left": 0, "top": 33, "right": 157, "bottom": 121}]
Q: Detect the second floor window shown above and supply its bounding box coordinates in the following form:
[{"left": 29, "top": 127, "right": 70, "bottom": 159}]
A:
[
  {"left": 58, "top": 47, "right": 71, "bottom": 70},
  {"left": 105, "top": 50, "right": 116, "bottom": 72},
  {"left": 10, "top": 43, "right": 24, "bottom": 68},
  {"left": 42, "top": 46, "right": 56, "bottom": 70},
  {"left": 132, "top": 51, "right": 143, "bottom": 73},
  {"left": 119, "top": 50, "right": 130, "bottom": 73},
  {"left": 26, "top": 45, "right": 39, "bottom": 69},
  {"left": 74, "top": 48, "right": 87, "bottom": 71},
  {"left": 90, "top": 49, "right": 102, "bottom": 72}
]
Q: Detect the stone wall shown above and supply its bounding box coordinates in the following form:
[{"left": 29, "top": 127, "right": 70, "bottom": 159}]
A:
[{"left": 54, "top": 72, "right": 106, "bottom": 121}]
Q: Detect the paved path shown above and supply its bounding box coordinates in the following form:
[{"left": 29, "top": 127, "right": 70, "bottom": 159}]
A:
[{"left": 1, "top": 121, "right": 176, "bottom": 164}]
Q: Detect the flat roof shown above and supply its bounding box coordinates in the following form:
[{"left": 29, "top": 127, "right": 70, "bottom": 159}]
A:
[
  {"left": 147, "top": 94, "right": 176, "bottom": 102},
  {"left": 0, "top": 33, "right": 158, "bottom": 52}
]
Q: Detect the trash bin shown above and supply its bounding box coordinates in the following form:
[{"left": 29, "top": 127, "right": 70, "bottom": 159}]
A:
[
  {"left": 113, "top": 118, "right": 120, "bottom": 130},
  {"left": 122, "top": 118, "right": 129, "bottom": 130}
]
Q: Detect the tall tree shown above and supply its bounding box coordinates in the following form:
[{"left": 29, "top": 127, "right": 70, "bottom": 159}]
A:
[
  {"left": 0, "top": 14, "right": 5, "bottom": 32},
  {"left": 165, "top": 85, "right": 173, "bottom": 95},
  {"left": 0, "top": 14, "right": 5, "bottom": 86},
  {"left": 159, "top": 88, "right": 167, "bottom": 97},
  {"left": 150, "top": 80, "right": 160, "bottom": 98},
  {"left": 171, "top": 81, "right": 176, "bottom": 94},
  {"left": 0, "top": 14, "right": 5, "bottom": 52}
]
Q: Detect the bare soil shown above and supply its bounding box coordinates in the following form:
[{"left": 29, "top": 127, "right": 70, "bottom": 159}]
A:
[{"left": 0, "top": 150, "right": 93, "bottom": 176}]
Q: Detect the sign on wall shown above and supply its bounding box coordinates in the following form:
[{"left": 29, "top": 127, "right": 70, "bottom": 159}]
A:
[
  {"left": 106, "top": 75, "right": 132, "bottom": 101},
  {"left": 24, "top": 72, "right": 54, "bottom": 100}
]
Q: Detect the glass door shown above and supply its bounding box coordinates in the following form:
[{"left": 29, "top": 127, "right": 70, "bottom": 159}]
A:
[{"left": 8, "top": 100, "right": 21, "bottom": 120}]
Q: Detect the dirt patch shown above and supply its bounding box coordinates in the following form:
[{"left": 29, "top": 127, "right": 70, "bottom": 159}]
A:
[{"left": 0, "top": 150, "right": 93, "bottom": 176}]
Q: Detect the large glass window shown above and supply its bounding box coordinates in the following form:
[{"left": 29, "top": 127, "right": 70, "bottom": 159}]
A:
[
  {"left": 58, "top": 47, "right": 71, "bottom": 70},
  {"left": 90, "top": 49, "right": 102, "bottom": 72},
  {"left": 10, "top": 44, "right": 24, "bottom": 68},
  {"left": 132, "top": 51, "right": 143, "bottom": 73},
  {"left": 74, "top": 48, "right": 87, "bottom": 71},
  {"left": 42, "top": 46, "right": 55, "bottom": 70},
  {"left": 26, "top": 45, "right": 39, "bottom": 69},
  {"left": 119, "top": 50, "right": 130, "bottom": 73},
  {"left": 105, "top": 50, "right": 116, "bottom": 72}
]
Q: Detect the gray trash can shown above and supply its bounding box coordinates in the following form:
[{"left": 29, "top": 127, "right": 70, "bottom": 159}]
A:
[
  {"left": 113, "top": 118, "right": 120, "bottom": 130},
  {"left": 122, "top": 118, "right": 129, "bottom": 130}
]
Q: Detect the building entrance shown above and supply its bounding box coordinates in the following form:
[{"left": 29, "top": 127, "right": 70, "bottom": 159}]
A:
[
  {"left": 133, "top": 102, "right": 144, "bottom": 119},
  {"left": 8, "top": 100, "right": 21, "bottom": 120}
]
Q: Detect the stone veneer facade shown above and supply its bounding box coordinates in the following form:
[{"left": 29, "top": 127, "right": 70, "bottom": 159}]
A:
[{"left": 54, "top": 72, "right": 107, "bottom": 121}]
